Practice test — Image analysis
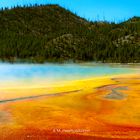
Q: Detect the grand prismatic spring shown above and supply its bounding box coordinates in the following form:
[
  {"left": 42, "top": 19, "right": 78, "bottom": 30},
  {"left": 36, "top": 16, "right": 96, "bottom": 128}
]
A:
[{"left": 0, "top": 63, "right": 140, "bottom": 140}]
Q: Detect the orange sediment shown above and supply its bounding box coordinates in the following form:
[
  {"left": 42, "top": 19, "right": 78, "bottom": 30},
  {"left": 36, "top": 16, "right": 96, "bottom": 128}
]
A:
[{"left": 0, "top": 74, "right": 140, "bottom": 139}]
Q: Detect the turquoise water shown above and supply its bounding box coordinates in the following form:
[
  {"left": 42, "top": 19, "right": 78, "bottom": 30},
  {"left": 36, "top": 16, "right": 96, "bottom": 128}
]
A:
[{"left": 0, "top": 63, "right": 139, "bottom": 87}]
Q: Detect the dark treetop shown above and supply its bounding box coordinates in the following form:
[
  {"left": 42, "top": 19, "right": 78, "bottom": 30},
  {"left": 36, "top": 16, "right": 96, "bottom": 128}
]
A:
[{"left": 0, "top": 4, "right": 140, "bottom": 63}]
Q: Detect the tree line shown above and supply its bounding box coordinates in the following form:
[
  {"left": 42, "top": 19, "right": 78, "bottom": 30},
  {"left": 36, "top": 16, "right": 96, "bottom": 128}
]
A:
[{"left": 0, "top": 4, "right": 140, "bottom": 63}]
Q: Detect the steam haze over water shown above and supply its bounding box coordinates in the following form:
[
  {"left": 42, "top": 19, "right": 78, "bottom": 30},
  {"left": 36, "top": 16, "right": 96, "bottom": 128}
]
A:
[{"left": 0, "top": 63, "right": 138, "bottom": 88}]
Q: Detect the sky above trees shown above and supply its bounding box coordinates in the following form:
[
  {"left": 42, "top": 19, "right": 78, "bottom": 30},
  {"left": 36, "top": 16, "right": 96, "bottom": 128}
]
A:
[{"left": 0, "top": 0, "right": 140, "bottom": 22}]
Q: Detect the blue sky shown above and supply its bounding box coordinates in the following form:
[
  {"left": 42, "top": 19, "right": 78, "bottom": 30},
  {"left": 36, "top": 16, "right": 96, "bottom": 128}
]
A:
[{"left": 0, "top": 0, "right": 140, "bottom": 22}]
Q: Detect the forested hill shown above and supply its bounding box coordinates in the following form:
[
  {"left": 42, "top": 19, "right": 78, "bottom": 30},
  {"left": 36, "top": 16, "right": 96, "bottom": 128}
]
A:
[{"left": 0, "top": 4, "right": 140, "bottom": 63}]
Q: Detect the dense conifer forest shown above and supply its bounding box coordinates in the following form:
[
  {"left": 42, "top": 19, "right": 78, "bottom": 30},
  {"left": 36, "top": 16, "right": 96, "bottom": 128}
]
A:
[{"left": 0, "top": 4, "right": 140, "bottom": 63}]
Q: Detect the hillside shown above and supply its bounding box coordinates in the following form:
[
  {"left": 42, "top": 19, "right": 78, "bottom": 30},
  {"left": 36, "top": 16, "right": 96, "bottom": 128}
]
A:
[{"left": 0, "top": 5, "right": 140, "bottom": 63}]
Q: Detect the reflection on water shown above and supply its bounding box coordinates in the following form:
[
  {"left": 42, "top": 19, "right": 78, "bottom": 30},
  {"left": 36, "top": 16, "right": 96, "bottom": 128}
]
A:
[{"left": 0, "top": 63, "right": 139, "bottom": 88}]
